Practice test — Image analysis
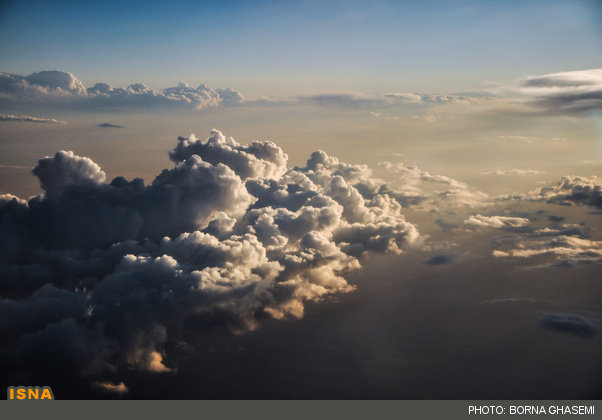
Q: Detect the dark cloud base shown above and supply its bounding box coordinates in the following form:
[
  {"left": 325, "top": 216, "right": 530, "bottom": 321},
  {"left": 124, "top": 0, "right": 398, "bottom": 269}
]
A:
[{"left": 3, "top": 253, "right": 601, "bottom": 399}]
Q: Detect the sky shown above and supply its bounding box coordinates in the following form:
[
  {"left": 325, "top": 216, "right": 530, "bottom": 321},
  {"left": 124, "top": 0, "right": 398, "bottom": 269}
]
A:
[
  {"left": 0, "top": 0, "right": 601, "bottom": 399},
  {"left": 1, "top": 0, "right": 601, "bottom": 94}
]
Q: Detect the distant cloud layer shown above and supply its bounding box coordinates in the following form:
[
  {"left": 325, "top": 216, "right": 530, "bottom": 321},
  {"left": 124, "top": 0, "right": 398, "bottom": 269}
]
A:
[
  {"left": 0, "top": 70, "right": 245, "bottom": 111},
  {"left": 0, "top": 129, "right": 420, "bottom": 386},
  {"left": 0, "top": 114, "right": 66, "bottom": 124},
  {"left": 3, "top": 68, "right": 602, "bottom": 117},
  {"left": 0, "top": 69, "right": 500, "bottom": 113}
]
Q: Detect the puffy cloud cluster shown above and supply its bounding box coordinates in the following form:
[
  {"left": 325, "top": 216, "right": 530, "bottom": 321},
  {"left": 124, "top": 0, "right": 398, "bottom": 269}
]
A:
[
  {"left": 525, "top": 176, "right": 602, "bottom": 209},
  {"left": 0, "top": 129, "right": 420, "bottom": 386},
  {"left": 0, "top": 71, "right": 245, "bottom": 111},
  {"left": 0, "top": 114, "right": 66, "bottom": 124},
  {"left": 0, "top": 70, "right": 86, "bottom": 100},
  {"left": 519, "top": 68, "right": 602, "bottom": 115}
]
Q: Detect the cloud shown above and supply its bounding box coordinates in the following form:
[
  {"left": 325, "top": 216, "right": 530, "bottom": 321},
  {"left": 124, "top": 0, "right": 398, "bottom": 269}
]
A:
[
  {"left": 0, "top": 164, "right": 29, "bottom": 170},
  {"left": 0, "top": 71, "right": 246, "bottom": 111},
  {"left": 525, "top": 176, "right": 602, "bottom": 208},
  {"left": 93, "top": 381, "right": 129, "bottom": 395},
  {"left": 481, "top": 169, "right": 545, "bottom": 176},
  {"left": 300, "top": 93, "right": 384, "bottom": 109},
  {"left": 96, "top": 122, "right": 123, "bottom": 128},
  {"left": 0, "top": 69, "right": 500, "bottom": 114},
  {"left": 518, "top": 69, "right": 602, "bottom": 115},
  {"left": 435, "top": 218, "right": 458, "bottom": 231},
  {"left": 384, "top": 92, "right": 490, "bottom": 105},
  {"left": 424, "top": 253, "right": 455, "bottom": 265},
  {"left": 0, "top": 129, "right": 421, "bottom": 389},
  {"left": 493, "top": 236, "right": 602, "bottom": 266},
  {"left": 540, "top": 313, "right": 597, "bottom": 338},
  {"left": 464, "top": 214, "right": 530, "bottom": 229},
  {"left": 0, "top": 114, "right": 66, "bottom": 124},
  {"left": 378, "top": 161, "right": 488, "bottom": 209},
  {"left": 300, "top": 91, "right": 496, "bottom": 110}
]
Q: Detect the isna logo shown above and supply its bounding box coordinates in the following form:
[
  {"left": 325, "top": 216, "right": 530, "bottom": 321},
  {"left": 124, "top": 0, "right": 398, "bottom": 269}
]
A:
[{"left": 7, "top": 386, "right": 55, "bottom": 400}]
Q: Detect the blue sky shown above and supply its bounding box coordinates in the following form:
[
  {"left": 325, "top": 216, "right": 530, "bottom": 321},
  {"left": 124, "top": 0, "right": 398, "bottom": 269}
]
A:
[{"left": 1, "top": 0, "right": 600, "bottom": 94}]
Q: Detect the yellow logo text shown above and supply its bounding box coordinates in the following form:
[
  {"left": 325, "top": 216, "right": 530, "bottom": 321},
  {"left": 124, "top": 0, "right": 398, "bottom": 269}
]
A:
[{"left": 7, "top": 386, "right": 54, "bottom": 400}]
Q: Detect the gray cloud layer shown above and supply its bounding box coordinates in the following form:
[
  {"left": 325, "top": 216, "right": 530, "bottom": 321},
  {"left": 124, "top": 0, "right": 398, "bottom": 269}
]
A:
[{"left": 519, "top": 69, "right": 602, "bottom": 115}]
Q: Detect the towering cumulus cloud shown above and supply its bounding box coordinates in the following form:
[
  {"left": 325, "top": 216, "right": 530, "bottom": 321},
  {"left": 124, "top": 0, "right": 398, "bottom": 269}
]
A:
[{"left": 0, "top": 130, "right": 419, "bottom": 385}]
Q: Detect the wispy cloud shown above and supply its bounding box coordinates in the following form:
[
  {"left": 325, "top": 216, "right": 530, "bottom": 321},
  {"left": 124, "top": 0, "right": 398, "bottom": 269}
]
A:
[
  {"left": 0, "top": 164, "right": 29, "bottom": 170},
  {"left": 0, "top": 113, "right": 66, "bottom": 124},
  {"left": 481, "top": 169, "right": 545, "bottom": 176}
]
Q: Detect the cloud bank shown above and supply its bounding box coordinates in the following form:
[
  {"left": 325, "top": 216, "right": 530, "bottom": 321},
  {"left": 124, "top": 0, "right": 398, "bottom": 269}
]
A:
[
  {"left": 0, "top": 69, "right": 500, "bottom": 113},
  {"left": 0, "top": 129, "right": 420, "bottom": 386}
]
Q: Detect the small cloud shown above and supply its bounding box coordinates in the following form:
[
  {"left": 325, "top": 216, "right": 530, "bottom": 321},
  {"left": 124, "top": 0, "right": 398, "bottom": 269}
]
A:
[
  {"left": 93, "top": 381, "right": 129, "bottom": 395},
  {"left": 424, "top": 252, "right": 455, "bottom": 265},
  {"left": 435, "top": 218, "right": 458, "bottom": 231},
  {"left": 147, "top": 351, "right": 173, "bottom": 373},
  {"left": 96, "top": 122, "right": 124, "bottom": 128},
  {"left": 0, "top": 114, "right": 66, "bottom": 124},
  {"left": 370, "top": 111, "right": 398, "bottom": 120},
  {"left": 540, "top": 313, "right": 597, "bottom": 338},
  {"left": 411, "top": 114, "right": 438, "bottom": 123}
]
